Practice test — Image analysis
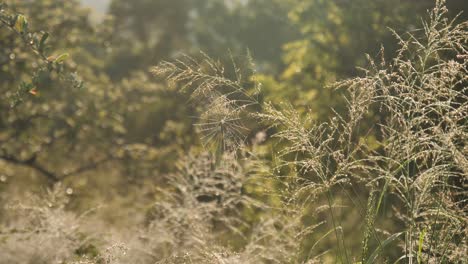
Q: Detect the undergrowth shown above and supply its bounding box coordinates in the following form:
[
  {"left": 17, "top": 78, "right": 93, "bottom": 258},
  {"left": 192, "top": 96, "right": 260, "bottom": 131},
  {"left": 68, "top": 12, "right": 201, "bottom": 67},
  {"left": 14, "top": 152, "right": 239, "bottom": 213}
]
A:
[
  {"left": 153, "top": 1, "right": 467, "bottom": 262},
  {"left": 1, "top": 1, "right": 466, "bottom": 263}
]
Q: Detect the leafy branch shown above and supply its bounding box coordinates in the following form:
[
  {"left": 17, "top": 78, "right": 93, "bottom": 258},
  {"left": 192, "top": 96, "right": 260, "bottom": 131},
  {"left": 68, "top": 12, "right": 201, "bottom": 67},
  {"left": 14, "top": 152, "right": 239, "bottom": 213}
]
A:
[{"left": 0, "top": 2, "right": 83, "bottom": 106}]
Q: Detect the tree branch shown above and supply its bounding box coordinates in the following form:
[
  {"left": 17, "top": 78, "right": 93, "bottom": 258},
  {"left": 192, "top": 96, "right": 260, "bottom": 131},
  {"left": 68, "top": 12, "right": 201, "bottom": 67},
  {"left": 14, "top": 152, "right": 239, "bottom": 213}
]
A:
[
  {"left": 0, "top": 152, "right": 115, "bottom": 185},
  {"left": 0, "top": 153, "right": 60, "bottom": 183}
]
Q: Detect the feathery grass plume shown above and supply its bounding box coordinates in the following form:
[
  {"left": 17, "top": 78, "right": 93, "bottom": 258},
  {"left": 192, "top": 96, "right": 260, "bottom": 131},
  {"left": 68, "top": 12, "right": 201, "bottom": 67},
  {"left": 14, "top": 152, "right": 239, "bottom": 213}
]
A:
[
  {"left": 152, "top": 52, "right": 259, "bottom": 158},
  {"left": 255, "top": 84, "right": 378, "bottom": 261},
  {"left": 361, "top": 190, "right": 378, "bottom": 263},
  {"left": 150, "top": 1, "right": 466, "bottom": 262},
  {"left": 336, "top": 0, "right": 467, "bottom": 261},
  {"left": 0, "top": 183, "right": 98, "bottom": 264},
  {"left": 124, "top": 151, "right": 251, "bottom": 262},
  {"left": 125, "top": 150, "right": 319, "bottom": 264}
]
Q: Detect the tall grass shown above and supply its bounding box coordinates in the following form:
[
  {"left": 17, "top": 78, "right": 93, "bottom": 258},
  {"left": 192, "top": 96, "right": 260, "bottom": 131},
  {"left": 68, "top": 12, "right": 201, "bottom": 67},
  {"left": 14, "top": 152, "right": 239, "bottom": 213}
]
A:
[
  {"left": 153, "top": 0, "right": 467, "bottom": 262},
  {"left": 0, "top": 1, "right": 465, "bottom": 263}
]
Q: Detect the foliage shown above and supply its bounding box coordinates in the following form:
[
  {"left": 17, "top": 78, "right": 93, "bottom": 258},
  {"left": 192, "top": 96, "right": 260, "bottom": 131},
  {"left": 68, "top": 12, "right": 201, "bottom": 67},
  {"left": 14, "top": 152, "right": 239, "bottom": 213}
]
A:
[
  {"left": 0, "top": 1, "right": 83, "bottom": 106},
  {"left": 0, "top": 0, "right": 467, "bottom": 263}
]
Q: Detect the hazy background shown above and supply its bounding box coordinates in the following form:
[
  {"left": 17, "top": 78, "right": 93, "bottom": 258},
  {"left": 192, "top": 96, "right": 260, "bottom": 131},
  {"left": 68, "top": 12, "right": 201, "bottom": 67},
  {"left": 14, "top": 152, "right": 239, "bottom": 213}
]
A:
[{"left": 81, "top": 0, "right": 109, "bottom": 13}]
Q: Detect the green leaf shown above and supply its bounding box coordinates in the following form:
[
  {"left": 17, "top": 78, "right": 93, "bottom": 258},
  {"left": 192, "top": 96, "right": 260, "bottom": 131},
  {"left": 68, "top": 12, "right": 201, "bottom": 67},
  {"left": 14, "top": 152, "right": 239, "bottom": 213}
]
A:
[
  {"left": 366, "top": 232, "right": 404, "bottom": 264},
  {"left": 417, "top": 228, "right": 426, "bottom": 263},
  {"left": 39, "top": 32, "right": 49, "bottom": 52},
  {"left": 54, "top": 53, "right": 69, "bottom": 63},
  {"left": 14, "top": 14, "right": 27, "bottom": 33}
]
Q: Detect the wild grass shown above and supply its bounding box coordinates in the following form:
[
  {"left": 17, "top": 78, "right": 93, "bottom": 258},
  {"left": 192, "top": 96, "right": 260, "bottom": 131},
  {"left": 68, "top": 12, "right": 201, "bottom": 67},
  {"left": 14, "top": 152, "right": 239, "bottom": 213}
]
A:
[
  {"left": 153, "top": 0, "right": 467, "bottom": 262},
  {"left": 0, "top": 1, "right": 466, "bottom": 263}
]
